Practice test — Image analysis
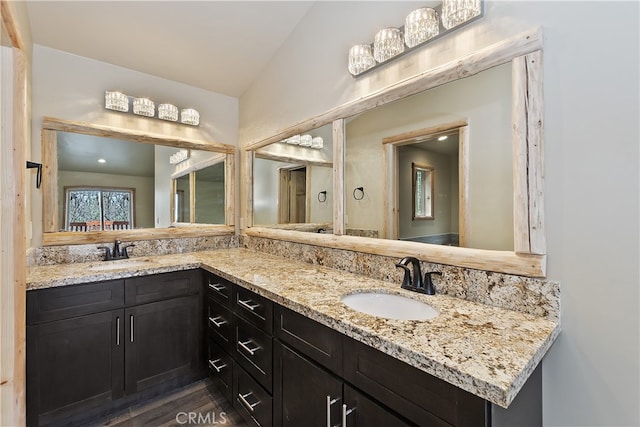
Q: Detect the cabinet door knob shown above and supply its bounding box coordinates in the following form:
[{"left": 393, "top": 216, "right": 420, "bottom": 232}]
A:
[
  {"left": 238, "top": 391, "right": 260, "bottom": 412},
  {"left": 326, "top": 395, "right": 340, "bottom": 427}
]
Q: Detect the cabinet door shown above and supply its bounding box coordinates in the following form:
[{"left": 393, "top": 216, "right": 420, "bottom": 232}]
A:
[
  {"left": 274, "top": 341, "right": 342, "bottom": 427},
  {"left": 124, "top": 295, "right": 201, "bottom": 394},
  {"left": 343, "top": 384, "right": 414, "bottom": 427},
  {"left": 26, "top": 309, "right": 124, "bottom": 426}
]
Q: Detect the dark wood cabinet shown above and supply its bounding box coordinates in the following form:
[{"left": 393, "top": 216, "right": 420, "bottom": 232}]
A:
[
  {"left": 124, "top": 295, "right": 201, "bottom": 394},
  {"left": 26, "top": 270, "right": 204, "bottom": 426}
]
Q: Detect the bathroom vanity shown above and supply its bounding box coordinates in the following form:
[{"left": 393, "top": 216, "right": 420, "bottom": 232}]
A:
[{"left": 26, "top": 249, "right": 559, "bottom": 426}]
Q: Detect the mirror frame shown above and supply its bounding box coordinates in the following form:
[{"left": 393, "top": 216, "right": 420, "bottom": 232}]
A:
[
  {"left": 243, "top": 28, "right": 546, "bottom": 277},
  {"left": 41, "top": 116, "right": 236, "bottom": 246}
]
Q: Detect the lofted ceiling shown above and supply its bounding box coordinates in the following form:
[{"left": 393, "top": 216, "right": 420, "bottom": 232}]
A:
[{"left": 26, "top": 1, "right": 315, "bottom": 97}]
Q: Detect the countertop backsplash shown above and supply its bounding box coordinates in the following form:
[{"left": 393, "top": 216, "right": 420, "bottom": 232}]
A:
[
  {"left": 26, "top": 233, "right": 559, "bottom": 323},
  {"left": 241, "top": 235, "right": 560, "bottom": 322}
]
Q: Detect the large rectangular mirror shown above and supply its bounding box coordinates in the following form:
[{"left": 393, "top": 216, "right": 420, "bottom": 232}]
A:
[
  {"left": 252, "top": 122, "right": 333, "bottom": 233},
  {"left": 345, "top": 62, "right": 512, "bottom": 251},
  {"left": 244, "top": 29, "right": 545, "bottom": 277},
  {"left": 42, "top": 117, "right": 235, "bottom": 245}
]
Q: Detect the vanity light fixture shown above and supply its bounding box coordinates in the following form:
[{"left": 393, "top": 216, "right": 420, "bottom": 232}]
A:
[
  {"left": 133, "top": 97, "right": 155, "bottom": 117},
  {"left": 348, "top": 0, "right": 483, "bottom": 77},
  {"left": 103, "top": 91, "right": 200, "bottom": 126},
  {"left": 282, "top": 134, "right": 324, "bottom": 150}
]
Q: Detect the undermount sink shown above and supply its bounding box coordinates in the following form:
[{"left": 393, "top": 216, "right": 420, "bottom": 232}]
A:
[
  {"left": 341, "top": 292, "right": 439, "bottom": 321},
  {"left": 89, "top": 259, "right": 152, "bottom": 271}
]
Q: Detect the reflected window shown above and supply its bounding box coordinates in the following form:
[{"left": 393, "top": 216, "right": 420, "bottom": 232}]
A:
[
  {"left": 65, "top": 187, "right": 134, "bottom": 231},
  {"left": 412, "top": 163, "right": 434, "bottom": 220}
]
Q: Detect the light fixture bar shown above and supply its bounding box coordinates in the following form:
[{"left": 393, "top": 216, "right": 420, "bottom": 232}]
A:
[
  {"left": 104, "top": 91, "right": 200, "bottom": 126},
  {"left": 349, "top": 0, "right": 484, "bottom": 77}
]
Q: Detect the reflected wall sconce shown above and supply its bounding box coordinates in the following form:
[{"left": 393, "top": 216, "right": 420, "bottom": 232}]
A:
[
  {"left": 105, "top": 91, "right": 200, "bottom": 126},
  {"left": 282, "top": 134, "right": 324, "bottom": 150},
  {"left": 318, "top": 191, "right": 327, "bottom": 203},
  {"left": 353, "top": 187, "right": 365, "bottom": 200},
  {"left": 348, "top": 0, "right": 483, "bottom": 77}
]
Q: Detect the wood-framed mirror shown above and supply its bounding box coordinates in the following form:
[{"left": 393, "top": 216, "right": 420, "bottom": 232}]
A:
[
  {"left": 243, "top": 28, "right": 545, "bottom": 277},
  {"left": 41, "top": 117, "right": 236, "bottom": 246}
]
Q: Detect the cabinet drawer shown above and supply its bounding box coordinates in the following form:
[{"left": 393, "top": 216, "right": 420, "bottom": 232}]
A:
[
  {"left": 206, "top": 296, "right": 233, "bottom": 351},
  {"left": 235, "top": 314, "right": 273, "bottom": 393},
  {"left": 233, "top": 362, "right": 273, "bottom": 427},
  {"left": 125, "top": 270, "right": 200, "bottom": 306},
  {"left": 233, "top": 286, "right": 273, "bottom": 334},
  {"left": 204, "top": 272, "right": 233, "bottom": 306},
  {"left": 343, "top": 337, "right": 486, "bottom": 427},
  {"left": 207, "top": 338, "right": 233, "bottom": 402},
  {"left": 275, "top": 305, "right": 342, "bottom": 376},
  {"left": 27, "top": 280, "right": 124, "bottom": 324}
]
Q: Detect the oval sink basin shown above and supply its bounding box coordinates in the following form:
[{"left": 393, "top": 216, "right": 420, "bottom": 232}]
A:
[
  {"left": 341, "top": 292, "right": 439, "bottom": 321},
  {"left": 89, "top": 259, "right": 152, "bottom": 271}
]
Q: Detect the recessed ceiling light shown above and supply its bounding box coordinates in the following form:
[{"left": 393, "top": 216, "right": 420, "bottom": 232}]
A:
[
  {"left": 438, "top": 135, "right": 448, "bottom": 141},
  {"left": 98, "top": 158, "right": 106, "bottom": 163}
]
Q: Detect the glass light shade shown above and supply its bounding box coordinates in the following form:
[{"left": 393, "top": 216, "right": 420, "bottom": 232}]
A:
[
  {"left": 441, "top": 0, "right": 481, "bottom": 30},
  {"left": 373, "top": 28, "right": 404, "bottom": 63},
  {"left": 348, "top": 44, "right": 376, "bottom": 76},
  {"left": 133, "top": 98, "right": 155, "bottom": 117},
  {"left": 311, "top": 137, "right": 324, "bottom": 149},
  {"left": 180, "top": 108, "right": 200, "bottom": 126},
  {"left": 105, "top": 91, "right": 129, "bottom": 112},
  {"left": 286, "top": 135, "right": 301, "bottom": 145},
  {"left": 299, "top": 134, "right": 313, "bottom": 147},
  {"left": 158, "top": 103, "right": 178, "bottom": 122},
  {"left": 404, "top": 8, "right": 439, "bottom": 48}
]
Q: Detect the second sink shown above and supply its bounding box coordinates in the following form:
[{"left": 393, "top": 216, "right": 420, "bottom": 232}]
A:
[{"left": 341, "top": 292, "right": 439, "bottom": 321}]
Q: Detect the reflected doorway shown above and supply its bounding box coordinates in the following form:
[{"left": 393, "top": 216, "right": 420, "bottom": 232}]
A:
[{"left": 278, "top": 166, "right": 307, "bottom": 223}]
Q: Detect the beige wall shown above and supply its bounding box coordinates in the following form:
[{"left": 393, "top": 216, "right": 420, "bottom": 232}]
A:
[
  {"left": 240, "top": 1, "right": 640, "bottom": 425},
  {"left": 30, "top": 45, "right": 239, "bottom": 247}
]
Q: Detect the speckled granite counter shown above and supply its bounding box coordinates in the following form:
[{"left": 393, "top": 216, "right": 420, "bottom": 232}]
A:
[{"left": 26, "top": 248, "right": 560, "bottom": 409}]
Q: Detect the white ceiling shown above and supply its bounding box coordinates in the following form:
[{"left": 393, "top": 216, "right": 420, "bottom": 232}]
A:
[{"left": 26, "top": 1, "right": 315, "bottom": 97}]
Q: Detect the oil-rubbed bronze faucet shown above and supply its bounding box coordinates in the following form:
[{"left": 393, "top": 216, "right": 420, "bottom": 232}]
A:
[
  {"left": 98, "top": 239, "right": 135, "bottom": 261},
  {"left": 395, "top": 257, "right": 441, "bottom": 295}
]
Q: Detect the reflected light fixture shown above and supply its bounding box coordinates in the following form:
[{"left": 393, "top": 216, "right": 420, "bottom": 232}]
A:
[
  {"left": 169, "top": 149, "right": 190, "bottom": 165},
  {"left": 438, "top": 135, "right": 448, "bottom": 141},
  {"left": 98, "top": 158, "right": 106, "bottom": 163},
  {"left": 282, "top": 134, "right": 324, "bottom": 150},
  {"left": 348, "top": 1, "right": 483, "bottom": 77},
  {"left": 104, "top": 91, "right": 200, "bottom": 126}
]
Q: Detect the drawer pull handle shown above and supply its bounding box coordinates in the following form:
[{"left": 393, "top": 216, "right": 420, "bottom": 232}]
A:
[
  {"left": 208, "top": 358, "right": 227, "bottom": 373},
  {"left": 238, "top": 339, "right": 260, "bottom": 356},
  {"left": 116, "top": 317, "right": 121, "bottom": 346},
  {"left": 238, "top": 392, "right": 260, "bottom": 412},
  {"left": 130, "top": 315, "right": 134, "bottom": 343},
  {"left": 342, "top": 404, "right": 355, "bottom": 427},
  {"left": 208, "top": 316, "right": 227, "bottom": 328},
  {"left": 326, "top": 395, "right": 339, "bottom": 427},
  {"left": 238, "top": 298, "right": 260, "bottom": 312},
  {"left": 208, "top": 282, "right": 226, "bottom": 292}
]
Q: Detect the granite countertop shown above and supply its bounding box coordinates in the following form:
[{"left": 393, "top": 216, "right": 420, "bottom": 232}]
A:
[{"left": 27, "top": 248, "right": 560, "bottom": 409}]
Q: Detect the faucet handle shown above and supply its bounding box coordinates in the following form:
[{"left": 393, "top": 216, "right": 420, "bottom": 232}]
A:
[
  {"left": 121, "top": 243, "right": 135, "bottom": 258},
  {"left": 423, "top": 271, "right": 442, "bottom": 295},
  {"left": 394, "top": 263, "right": 412, "bottom": 289},
  {"left": 97, "top": 246, "right": 113, "bottom": 260}
]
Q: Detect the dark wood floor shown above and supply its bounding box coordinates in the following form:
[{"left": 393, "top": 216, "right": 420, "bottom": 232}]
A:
[{"left": 87, "top": 379, "right": 247, "bottom": 427}]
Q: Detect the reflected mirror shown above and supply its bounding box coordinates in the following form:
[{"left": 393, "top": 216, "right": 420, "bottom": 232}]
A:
[
  {"left": 252, "top": 123, "right": 333, "bottom": 233},
  {"left": 57, "top": 132, "right": 227, "bottom": 231},
  {"left": 345, "top": 62, "right": 513, "bottom": 250}
]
